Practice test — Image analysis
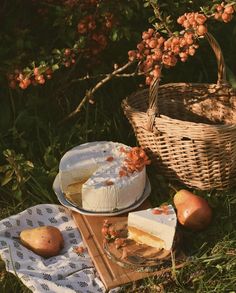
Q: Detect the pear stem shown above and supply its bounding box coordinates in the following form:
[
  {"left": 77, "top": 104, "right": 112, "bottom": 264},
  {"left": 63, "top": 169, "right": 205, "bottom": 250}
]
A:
[
  {"left": 169, "top": 183, "right": 179, "bottom": 193},
  {"left": 12, "top": 236, "right": 20, "bottom": 240}
]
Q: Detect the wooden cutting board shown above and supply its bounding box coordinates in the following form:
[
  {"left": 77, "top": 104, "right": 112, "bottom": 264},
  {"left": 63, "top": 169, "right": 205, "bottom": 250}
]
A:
[{"left": 72, "top": 200, "right": 186, "bottom": 290}]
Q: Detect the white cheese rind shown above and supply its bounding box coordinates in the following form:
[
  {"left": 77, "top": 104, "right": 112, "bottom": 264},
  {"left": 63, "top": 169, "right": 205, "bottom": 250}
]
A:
[
  {"left": 59, "top": 141, "right": 146, "bottom": 212},
  {"left": 128, "top": 205, "right": 177, "bottom": 250}
]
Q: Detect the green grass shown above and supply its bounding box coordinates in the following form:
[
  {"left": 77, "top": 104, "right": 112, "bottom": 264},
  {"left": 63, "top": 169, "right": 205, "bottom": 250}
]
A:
[{"left": 0, "top": 77, "right": 236, "bottom": 293}]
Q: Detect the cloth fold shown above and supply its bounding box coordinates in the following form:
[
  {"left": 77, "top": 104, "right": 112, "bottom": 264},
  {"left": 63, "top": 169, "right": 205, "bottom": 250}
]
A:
[{"left": 0, "top": 204, "right": 119, "bottom": 293}]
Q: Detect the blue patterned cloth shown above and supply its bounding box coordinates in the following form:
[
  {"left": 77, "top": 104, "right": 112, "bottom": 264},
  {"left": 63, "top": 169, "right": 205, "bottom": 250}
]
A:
[{"left": 0, "top": 204, "right": 119, "bottom": 293}]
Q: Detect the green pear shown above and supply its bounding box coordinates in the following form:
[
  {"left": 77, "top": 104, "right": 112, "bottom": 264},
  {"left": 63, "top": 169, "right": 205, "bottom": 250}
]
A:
[{"left": 20, "top": 226, "right": 64, "bottom": 257}]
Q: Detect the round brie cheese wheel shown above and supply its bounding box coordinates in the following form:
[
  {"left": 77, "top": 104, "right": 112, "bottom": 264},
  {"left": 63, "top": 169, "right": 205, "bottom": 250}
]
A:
[{"left": 59, "top": 141, "right": 146, "bottom": 212}]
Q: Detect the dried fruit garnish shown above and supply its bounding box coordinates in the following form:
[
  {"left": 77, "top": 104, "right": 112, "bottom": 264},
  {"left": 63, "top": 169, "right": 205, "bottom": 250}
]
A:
[
  {"left": 106, "top": 156, "right": 114, "bottom": 162},
  {"left": 105, "top": 180, "right": 114, "bottom": 186},
  {"left": 73, "top": 246, "right": 85, "bottom": 255},
  {"left": 119, "top": 146, "right": 127, "bottom": 153},
  {"left": 152, "top": 208, "right": 162, "bottom": 215},
  {"left": 119, "top": 170, "right": 127, "bottom": 177},
  {"left": 152, "top": 205, "right": 170, "bottom": 215}
]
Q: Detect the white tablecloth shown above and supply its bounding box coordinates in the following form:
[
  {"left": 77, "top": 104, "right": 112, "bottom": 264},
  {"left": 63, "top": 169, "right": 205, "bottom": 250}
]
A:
[{"left": 0, "top": 204, "right": 120, "bottom": 293}]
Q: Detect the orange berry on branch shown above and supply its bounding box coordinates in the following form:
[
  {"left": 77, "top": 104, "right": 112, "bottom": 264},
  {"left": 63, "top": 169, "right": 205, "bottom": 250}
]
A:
[
  {"left": 147, "top": 28, "right": 155, "bottom": 36},
  {"left": 64, "top": 48, "right": 71, "bottom": 56},
  {"left": 188, "top": 46, "right": 196, "bottom": 56},
  {"left": 33, "top": 67, "right": 39, "bottom": 76},
  {"left": 224, "top": 5, "right": 234, "bottom": 15},
  {"left": 148, "top": 39, "right": 158, "bottom": 49},
  {"left": 216, "top": 4, "right": 224, "bottom": 12},
  {"left": 195, "top": 13, "right": 207, "bottom": 25},
  {"left": 177, "top": 15, "right": 186, "bottom": 25},
  {"left": 196, "top": 24, "right": 207, "bottom": 36},
  {"left": 221, "top": 12, "right": 233, "bottom": 23}
]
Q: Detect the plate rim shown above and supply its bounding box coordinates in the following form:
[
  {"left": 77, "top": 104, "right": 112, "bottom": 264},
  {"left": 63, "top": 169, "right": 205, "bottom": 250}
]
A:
[{"left": 53, "top": 173, "right": 151, "bottom": 216}]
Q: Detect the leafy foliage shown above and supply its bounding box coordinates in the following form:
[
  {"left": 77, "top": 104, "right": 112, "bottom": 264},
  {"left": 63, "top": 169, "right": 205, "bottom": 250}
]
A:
[{"left": 0, "top": 149, "right": 34, "bottom": 200}]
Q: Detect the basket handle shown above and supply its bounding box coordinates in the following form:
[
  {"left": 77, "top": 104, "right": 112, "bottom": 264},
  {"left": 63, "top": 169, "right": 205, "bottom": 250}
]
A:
[{"left": 146, "top": 32, "right": 227, "bottom": 131}]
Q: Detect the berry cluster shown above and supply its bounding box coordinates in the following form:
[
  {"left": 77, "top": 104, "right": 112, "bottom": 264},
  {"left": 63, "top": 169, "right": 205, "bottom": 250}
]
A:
[
  {"left": 77, "top": 12, "right": 115, "bottom": 58},
  {"left": 129, "top": 3, "right": 235, "bottom": 86},
  {"left": 119, "top": 147, "right": 151, "bottom": 176},
  {"left": 177, "top": 12, "right": 207, "bottom": 36},
  {"left": 128, "top": 20, "right": 203, "bottom": 86},
  {"left": 214, "top": 3, "right": 235, "bottom": 23},
  {"left": 63, "top": 48, "right": 76, "bottom": 68},
  {"left": 77, "top": 15, "right": 96, "bottom": 34},
  {"left": 9, "top": 1, "right": 116, "bottom": 90},
  {"left": 8, "top": 67, "right": 53, "bottom": 90},
  {"left": 8, "top": 47, "right": 77, "bottom": 90},
  {"left": 101, "top": 220, "right": 126, "bottom": 249},
  {"left": 101, "top": 219, "right": 118, "bottom": 240}
]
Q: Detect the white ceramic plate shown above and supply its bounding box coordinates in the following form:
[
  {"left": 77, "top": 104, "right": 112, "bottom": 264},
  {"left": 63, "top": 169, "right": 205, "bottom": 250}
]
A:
[{"left": 52, "top": 173, "right": 151, "bottom": 216}]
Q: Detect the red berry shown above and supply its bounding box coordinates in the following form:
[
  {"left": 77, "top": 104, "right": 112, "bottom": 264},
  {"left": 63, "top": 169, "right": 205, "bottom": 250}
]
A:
[
  {"left": 33, "top": 67, "right": 39, "bottom": 76},
  {"left": 77, "top": 22, "right": 87, "bottom": 34},
  {"left": 216, "top": 4, "right": 224, "bottom": 12},
  {"left": 64, "top": 48, "right": 71, "bottom": 56}
]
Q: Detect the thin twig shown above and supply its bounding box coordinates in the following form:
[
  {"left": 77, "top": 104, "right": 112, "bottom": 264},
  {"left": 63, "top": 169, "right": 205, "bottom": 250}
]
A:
[
  {"left": 70, "top": 70, "right": 144, "bottom": 83},
  {"left": 60, "top": 61, "right": 136, "bottom": 123},
  {"left": 150, "top": 2, "right": 173, "bottom": 36}
]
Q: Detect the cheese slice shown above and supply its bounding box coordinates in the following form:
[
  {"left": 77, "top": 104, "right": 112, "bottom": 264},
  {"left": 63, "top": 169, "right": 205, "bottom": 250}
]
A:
[{"left": 128, "top": 205, "right": 177, "bottom": 250}]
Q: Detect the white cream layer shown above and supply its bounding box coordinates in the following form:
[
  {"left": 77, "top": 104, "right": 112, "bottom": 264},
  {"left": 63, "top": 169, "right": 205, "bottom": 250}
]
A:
[{"left": 128, "top": 205, "right": 177, "bottom": 250}]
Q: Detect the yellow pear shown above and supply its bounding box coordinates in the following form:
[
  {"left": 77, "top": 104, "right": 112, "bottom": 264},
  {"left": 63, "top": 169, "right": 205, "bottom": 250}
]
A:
[{"left": 20, "top": 226, "right": 64, "bottom": 257}]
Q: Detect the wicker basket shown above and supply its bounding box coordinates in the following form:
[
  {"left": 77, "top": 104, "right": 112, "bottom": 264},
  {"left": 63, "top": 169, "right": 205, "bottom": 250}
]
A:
[{"left": 122, "top": 33, "right": 236, "bottom": 190}]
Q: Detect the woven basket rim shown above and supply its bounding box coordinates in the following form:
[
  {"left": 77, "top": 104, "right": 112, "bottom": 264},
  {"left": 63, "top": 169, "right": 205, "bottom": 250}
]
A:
[
  {"left": 131, "top": 81, "right": 233, "bottom": 92},
  {"left": 124, "top": 81, "right": 236, "bottom": 131}
]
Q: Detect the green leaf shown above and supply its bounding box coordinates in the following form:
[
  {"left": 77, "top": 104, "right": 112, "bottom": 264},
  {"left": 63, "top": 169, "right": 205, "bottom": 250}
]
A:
[
  {"left": 13, "top": 189, "right": 22, "bottom": 201},
  {"left": 52, "top": 48, "right": 61, "bottom": 55},
  {"left": 3, "top": 149, "right": 14, "bottom": 158},
  {"left": 11, "top": 181, "right": 18, "bottom": 191},
  {"left": 1, "top": 170, "right": 14, "bottom": 186},
  {"left": 52, "top": 64, "right": 59, "bottom": 71},
  {"left": 111, "top": 29, "right": 119, "bottom": 41},
  {"left": 0, "top": 165, "right": 11, "bottom": 173},
  {"left": 25, "top": 161, "right": 34, "bottom": 169}
]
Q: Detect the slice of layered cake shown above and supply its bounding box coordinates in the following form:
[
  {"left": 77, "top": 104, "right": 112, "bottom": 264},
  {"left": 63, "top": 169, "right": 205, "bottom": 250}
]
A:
[{"left": 127, "top": 205, "right": 177, "bottom": 250}]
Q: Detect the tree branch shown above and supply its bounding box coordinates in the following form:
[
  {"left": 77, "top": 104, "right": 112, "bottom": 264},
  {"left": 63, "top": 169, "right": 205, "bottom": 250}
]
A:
[
  {"left": 60, "top": 61, "right": 138, "bottom": 123},
  {"left": 70, "top": 70, "right": 144, "bottom": 83}
]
